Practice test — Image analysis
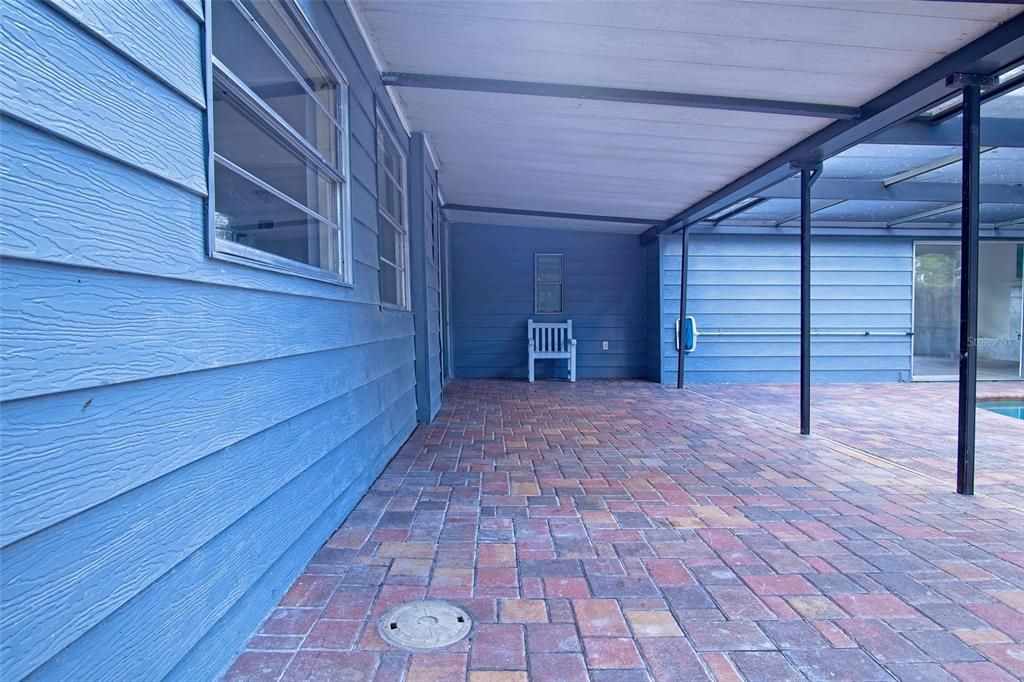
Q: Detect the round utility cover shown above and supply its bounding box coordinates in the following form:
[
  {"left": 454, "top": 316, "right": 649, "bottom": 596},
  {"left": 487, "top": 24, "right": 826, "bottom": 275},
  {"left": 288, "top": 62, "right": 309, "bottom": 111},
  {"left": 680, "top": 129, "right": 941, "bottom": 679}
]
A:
[{"left": 378, "top": 600, "right": 473, "bottom": 650}]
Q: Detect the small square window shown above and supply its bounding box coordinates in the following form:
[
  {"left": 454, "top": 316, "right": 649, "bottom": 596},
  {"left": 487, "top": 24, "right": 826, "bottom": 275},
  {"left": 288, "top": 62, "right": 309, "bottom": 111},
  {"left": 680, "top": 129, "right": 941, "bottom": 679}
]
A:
[{"left": 535, "top": 254, "right": 564, "bottom": 314}]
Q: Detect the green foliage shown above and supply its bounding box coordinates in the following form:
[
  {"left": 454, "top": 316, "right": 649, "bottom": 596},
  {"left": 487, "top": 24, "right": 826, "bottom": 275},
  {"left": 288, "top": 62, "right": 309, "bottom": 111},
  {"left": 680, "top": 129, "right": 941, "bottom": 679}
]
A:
[{"left": 915, "top": 252, "right": 960, "bottom": 288}]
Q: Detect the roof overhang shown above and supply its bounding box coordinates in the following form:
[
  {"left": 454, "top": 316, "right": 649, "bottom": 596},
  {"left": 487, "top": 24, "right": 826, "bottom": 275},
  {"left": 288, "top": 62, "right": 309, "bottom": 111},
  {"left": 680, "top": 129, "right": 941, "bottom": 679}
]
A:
[{"left": 348, "top": 1, "right": 1023, "bottom": 237}]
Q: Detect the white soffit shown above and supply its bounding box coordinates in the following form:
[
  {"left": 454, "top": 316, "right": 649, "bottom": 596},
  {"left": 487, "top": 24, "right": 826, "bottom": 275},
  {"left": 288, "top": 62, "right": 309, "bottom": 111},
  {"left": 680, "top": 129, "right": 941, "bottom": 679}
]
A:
[
  {"left": 351, "top": 0, "right": 1023, "bottom": 230},
  {"left": 444, "top": 211, "right": 651, "bottom": 235},
  {"left": 405, "top": 89, "right": 828, "bottom": 217}
]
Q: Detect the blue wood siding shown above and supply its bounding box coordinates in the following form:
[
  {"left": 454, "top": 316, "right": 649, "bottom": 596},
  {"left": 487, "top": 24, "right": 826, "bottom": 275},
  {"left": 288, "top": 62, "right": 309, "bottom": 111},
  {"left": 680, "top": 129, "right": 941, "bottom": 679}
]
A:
[
  {"left": 0, "top": 1, "right": 421, "bottom": 679},
  {"left": 440, "top": 215, "right": 455, "bottom": 385},
  {"left": 452, "top": 224, "right": 646, "bottom": 379},
  {"left": 0, "top": 0, "right": 205, "bottom": 193},
  {"left": 408, "top": 134, "right": 444, "bottom": 422},
  {"left": 644, "top": 239, "right": 661, "bottom": 382},
  {"left": 659, "top": 234, "right": 913, "bottom": 384}
]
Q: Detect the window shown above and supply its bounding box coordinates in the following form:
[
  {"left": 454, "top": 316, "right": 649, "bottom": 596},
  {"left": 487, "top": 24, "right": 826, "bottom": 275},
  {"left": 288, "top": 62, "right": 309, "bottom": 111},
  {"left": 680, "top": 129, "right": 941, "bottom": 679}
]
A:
[
  {"left": 376, "top": 114, "right": 409, "bottom": 308},
  {"left": 535, "top": 254, "right": 564, "bottom": 314},
  {"left": 209, "top": 0, "right": 351, "bottom": 283}
]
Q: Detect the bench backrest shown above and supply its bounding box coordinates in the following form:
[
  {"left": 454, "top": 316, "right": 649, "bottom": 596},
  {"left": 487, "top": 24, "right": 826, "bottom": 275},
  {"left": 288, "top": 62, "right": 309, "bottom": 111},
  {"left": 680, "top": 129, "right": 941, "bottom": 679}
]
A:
[{"left": 528, "top": 320, "right": 573, "bottom": 354}]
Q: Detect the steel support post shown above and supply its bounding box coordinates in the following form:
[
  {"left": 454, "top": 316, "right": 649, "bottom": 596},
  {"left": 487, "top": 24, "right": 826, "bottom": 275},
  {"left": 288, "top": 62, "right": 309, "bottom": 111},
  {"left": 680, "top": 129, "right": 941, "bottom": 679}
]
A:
[
  {"left": 794, "top": 162, "right": 821, "bottom": 435},
  {"left": 953, "top": 73, "right": 993, "bottom": 495},
  {"left": 676, "top": 226, "right": 690, "bottom": 388}
]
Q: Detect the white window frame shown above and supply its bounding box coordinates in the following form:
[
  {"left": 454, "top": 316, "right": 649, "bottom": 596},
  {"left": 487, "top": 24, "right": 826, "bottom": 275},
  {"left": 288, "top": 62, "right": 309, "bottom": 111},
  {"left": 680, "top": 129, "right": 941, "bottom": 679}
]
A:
[
  {"left": 376, "top": 110, "right": 410, "bottom": 310},
  {"left": 535, "top": 253, "right": 565, "bottom": 314},
  {"left": 205, "top": 0, "right": 353, "bottom": 286}
]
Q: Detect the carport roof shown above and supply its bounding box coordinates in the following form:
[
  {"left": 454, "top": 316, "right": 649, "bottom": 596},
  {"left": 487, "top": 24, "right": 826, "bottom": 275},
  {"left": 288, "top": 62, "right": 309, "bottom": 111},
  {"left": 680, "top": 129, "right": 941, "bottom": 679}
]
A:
[{"left": 347, "top": 1, "right": 1024, "bottom": 237}]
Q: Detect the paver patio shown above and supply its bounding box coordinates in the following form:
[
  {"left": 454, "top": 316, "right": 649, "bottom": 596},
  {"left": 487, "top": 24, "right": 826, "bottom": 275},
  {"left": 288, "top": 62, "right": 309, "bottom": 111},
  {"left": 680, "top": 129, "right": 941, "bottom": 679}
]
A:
[
  {"left": 224, "top": 380, "right": 1024, "bottom": 682},
  {"left": 690, "top": 381, "right": 1024, "bottom": 508}
]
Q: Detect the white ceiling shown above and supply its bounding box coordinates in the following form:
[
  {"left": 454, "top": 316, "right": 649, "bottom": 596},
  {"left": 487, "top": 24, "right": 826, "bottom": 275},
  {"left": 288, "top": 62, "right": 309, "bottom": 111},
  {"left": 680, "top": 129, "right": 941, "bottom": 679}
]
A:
[{"left": 350, "top": 0, "right": 1022, "bottom": 234}]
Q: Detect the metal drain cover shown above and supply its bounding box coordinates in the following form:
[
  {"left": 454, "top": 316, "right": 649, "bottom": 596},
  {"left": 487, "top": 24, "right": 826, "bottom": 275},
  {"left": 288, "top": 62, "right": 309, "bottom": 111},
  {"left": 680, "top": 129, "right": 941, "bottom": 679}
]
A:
[{"left": 378, "top": 600, "right": 472, "bottom": 650}]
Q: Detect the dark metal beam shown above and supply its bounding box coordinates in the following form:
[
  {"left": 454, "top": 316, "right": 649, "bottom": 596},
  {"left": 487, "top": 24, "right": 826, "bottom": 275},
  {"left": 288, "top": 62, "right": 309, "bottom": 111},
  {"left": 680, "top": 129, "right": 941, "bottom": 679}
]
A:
[
  {"left": 867, "top": 117, "right": 1023, "bottom": 147},
  {"left": 709, "top": 198, "right": 767, "bottom": 224},
  {"left": 795, "top": 163, "right": 822, "bottom": 436},
  {"left": 382, "top": 73, "right": 861, "bottom": 119},
  {"left": 928, "top": 70, "right": 1024, "bottom": 124},
  {"left": 688, "top": 222, "right": 1024, "bottom": 239},
  {"left": 676, "top": 227, "right": 690, "bottom": 389},
  {"left": 927, "top": 0, "right": 1024, "bottom": 3},
  {"left": 956, "top": 75, "right": 990, "bottom": 496},
  {"left": 883, "top": 147, "right": 996, "bottom": 186},
  {"left": 775, "top": 199, "right": 846, "bottom": 226},
  {"left": 442, "top": 203, "right": 663, "bottom": 225},
  {"left": 757, "top": 178, "right": 1023, "bottom": 204},
  {"left": 886, "top": 202, "right": 961, "bottom": 227},
  {"left": 640, "top": 13, "right": 1024, "bottom": 243}
]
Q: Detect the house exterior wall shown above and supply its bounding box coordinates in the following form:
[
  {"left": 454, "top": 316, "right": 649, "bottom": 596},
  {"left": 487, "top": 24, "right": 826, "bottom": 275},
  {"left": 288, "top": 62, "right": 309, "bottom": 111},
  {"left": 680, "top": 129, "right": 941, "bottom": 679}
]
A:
[
  {"left": 644, "top": 239, "right": 662, "bottom": 382},
  {"left": 440, "top": 214, "right": 455, "bottom": 385},
  {"left": 409, "top": 133, "right": 444, "bottom": 421},
  {"left": 0, "top": 0, "right": 438, "bottom": 679},
  {"left": 659, "top": 234, "right": 914, "bottom": 384},
  {"left": 451, "top": 223, "right": 647, "bottom": 379}
]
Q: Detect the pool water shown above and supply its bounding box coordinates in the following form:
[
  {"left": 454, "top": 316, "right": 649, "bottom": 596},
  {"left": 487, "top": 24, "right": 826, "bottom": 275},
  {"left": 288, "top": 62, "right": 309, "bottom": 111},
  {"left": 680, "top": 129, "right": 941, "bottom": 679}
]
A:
[{"left": 980, "top": 400, "right": 1024, "bottom": 420}]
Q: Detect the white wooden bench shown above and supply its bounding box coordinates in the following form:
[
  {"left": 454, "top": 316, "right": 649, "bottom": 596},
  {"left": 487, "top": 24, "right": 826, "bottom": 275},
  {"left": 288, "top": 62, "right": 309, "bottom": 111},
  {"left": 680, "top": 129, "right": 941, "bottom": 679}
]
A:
[{"left": 528, "top": 319, "right": 576, "bottom": 382}]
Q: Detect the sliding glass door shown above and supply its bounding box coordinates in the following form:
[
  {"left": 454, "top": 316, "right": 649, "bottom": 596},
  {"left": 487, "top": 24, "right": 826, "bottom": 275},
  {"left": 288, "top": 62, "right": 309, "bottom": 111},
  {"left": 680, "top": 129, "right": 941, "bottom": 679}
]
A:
[{"left": 912, "top": 241, "right": 1023, "bottom": 380}]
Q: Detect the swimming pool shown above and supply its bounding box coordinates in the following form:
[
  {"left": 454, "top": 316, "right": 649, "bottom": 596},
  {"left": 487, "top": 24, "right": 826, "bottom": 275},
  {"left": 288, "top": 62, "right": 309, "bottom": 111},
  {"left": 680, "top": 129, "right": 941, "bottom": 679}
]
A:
[{"left": 980, "top": 400, "right": 1024, "bottom": 420}]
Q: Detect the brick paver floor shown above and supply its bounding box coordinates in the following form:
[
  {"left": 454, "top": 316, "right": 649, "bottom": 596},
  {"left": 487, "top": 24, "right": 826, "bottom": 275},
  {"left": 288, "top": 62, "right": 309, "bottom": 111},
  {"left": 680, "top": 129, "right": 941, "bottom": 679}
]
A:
[
  {"left": 690, "top": 381, "right": 1024, "bottom": 508},
  {"left": 224, "top": 380, "right": 1024, "bottom": 682}
]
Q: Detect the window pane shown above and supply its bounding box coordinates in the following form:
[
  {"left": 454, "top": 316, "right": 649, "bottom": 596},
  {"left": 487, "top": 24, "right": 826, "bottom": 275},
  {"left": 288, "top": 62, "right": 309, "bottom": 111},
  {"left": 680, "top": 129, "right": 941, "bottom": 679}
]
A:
[
  {"left": 214, "top": 162, "right": 339, "bottom": 272},
  {"left": 537, "top": 284, "right": 562, "bottom": 313},
  {"left": 379, "top": 220, "right": 399, "bottom": 265},
  {"left": 247, "top": 0, "right": 333, "bottom": 107},
  {"left": 389, "top": 183, "right": 404, "bottom": 224},
  {"left": 536, "top": 255, "right": 562, "bottom": 283},
  {"left": 380, "top": 261, "right": 399, "bottom": 305},
  {"left": 382, "top": 182, "right": 395, "bottom": 223},
  {"left": 377, "top": 128, "right": 404, "bottom": 227},
  {"left": 375, "top": 116, "right": 408, "bottom": 307},
  {"left": 212, "top": 0, "right": 336, "bottom": 163},
  {"left": 213, "top": 94, "right": 337, "bottom": 223}
]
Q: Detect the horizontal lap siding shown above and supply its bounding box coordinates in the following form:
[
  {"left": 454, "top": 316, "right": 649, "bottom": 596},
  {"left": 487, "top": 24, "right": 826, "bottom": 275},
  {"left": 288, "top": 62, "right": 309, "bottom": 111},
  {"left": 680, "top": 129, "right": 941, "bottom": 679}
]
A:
[
  {"left": 426, "top": 175, "right": 443, "bottom": 410},
  {"left": 661, "top": 234, "right": 912, "bottom": 384},
  {"left": 427, "top": 224, "right": 443, "bottom": 410},
  {"left": 645, "top": 239, "right": 663, "bottom": 382},
  {"left": 409, "top": 134, "right": 444, "bottom": 422},
  {"left": 452, "top": 223, "right": 646, "bottom": 379},
  {"left": 0, "top": 1, "right": 416, "bottom": 680},
  {"left": 0, "top": 0, "right": 205, "bottom": 193},
  {"left": 43, "top": 0, "right": 204, "bottom": 105}
]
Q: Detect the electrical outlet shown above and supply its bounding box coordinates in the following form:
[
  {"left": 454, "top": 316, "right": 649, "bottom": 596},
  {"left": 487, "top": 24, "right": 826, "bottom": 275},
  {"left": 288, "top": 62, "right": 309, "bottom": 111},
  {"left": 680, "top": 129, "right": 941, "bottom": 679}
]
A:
[{"left": 602, "top": 341, "right": 609, "bottom": 350}]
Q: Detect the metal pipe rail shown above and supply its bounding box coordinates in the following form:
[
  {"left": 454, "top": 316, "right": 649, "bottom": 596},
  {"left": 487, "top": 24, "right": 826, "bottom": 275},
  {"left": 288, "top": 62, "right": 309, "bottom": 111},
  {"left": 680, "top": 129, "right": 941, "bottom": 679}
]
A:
[
  {"left": 698, "top": 330, "right": 913, "bottom": 337},
  {"left": 674, "top": 325, "right": 912, "bottom": 350}
]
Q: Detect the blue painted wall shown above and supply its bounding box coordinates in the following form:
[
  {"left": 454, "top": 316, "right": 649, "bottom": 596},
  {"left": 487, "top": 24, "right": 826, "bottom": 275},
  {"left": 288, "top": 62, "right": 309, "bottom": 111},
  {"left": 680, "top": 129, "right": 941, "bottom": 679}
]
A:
[
  {"left": 452, "top": 223, "right": 647, "bottom": 379},
  {"left": 644, "top": 239, "right": 662, "bottom": 382},
  {"left": 0, "top": 0, "right": 433, "bottom": 679},
  {"left": 408, "top": 133, "right": 444, "bottom": 421},
  {"left": 659, "top": 234, "right": 914, "bottom": 384}
]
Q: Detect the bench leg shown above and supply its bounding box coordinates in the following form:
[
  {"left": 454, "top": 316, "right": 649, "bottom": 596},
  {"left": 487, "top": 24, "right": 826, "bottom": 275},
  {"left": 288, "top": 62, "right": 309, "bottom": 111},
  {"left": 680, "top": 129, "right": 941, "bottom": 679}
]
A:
[
  {"left": 569, "top": 351, "right": 576, "bottom": 383},
  {"left": 528, "top": 356, "right": 535, "bottom": 383}
]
